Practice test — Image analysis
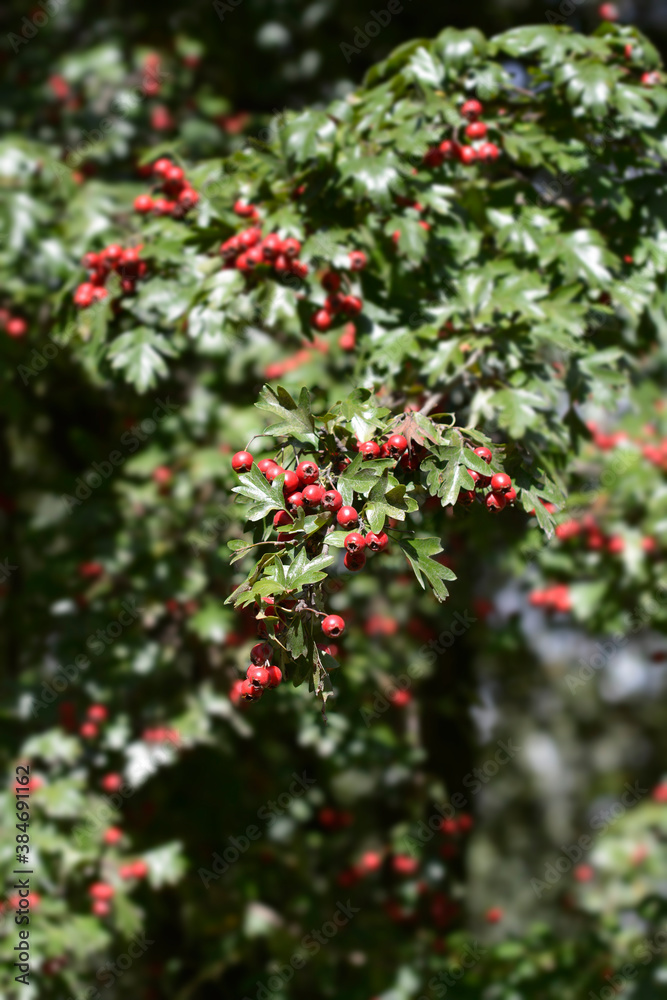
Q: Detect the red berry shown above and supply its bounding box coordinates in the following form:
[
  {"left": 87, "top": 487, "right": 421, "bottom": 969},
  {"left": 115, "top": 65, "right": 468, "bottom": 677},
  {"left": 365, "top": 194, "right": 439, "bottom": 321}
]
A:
[
  {"left": 238, "top": 227, "right": 261, "bottom": 249},
  {"left": 311, "top": 309, "right": 332, "bottom": 332},
  {"left": 465, "top": 121, "right": 487, "bottom": 140},
  {"left": 250, "top": 642, "right": 273, "bottom": 665},
  {"left": 266, "top": 664, "right": 282, "bottom": 688},
  {"left": 265, "top": 465, "right": 286, "bottom": 483},
  {"left": 103, "top": 826, "right": 123, "bottom": 845},
  {"left": 642, "top": 71, "right": 661, "bottom": 87},
  {"left": 439, "top": 139, "right": 455, "bottom": 158},
  {"left": 262, "top": 233, "right": 283, "bottom": 258},
  {"left": 386, "top": 434, "right": 408, "bottom": 457},
  {"left": 247, "top": 664, "right": 270, "bottom": 687},
  {"left": 231, "top": 451, "right": 254, "bottom": 473},
  {"left": 322, "top": 614, "right": 345, "bottom": 638},
  {"left": 598, "top": 2, "right": 619, "bottom": 20},
  {"left": 342, "top": 295, "right": 363, "bottom": 316},
  {"left": 359, "top": 441, "right": 380, "bottom": 459},
  {"left": 273, "top": 510, "right": 293, "bottom": 529},
  {"left": 132, "top": 860, "right": 148, "bottom": 879},
  {"left": 302, "top": 484, "right": 324, "bottom": 507},
  {"left": 486, "top": 492, "right": 506, "bottom": 512},
  {"left": 92, "top": 900, "right": 110, "bottom": 917},
  {"left": 282, "top": 470, "right": 300, "bottom": 494},
  {"left": 461, "top": 99, "right": 483, "bottom": 120},
  {"left": 234, "top": 199, "right": 256, "bottom": 217},
  {"left": 365, "top": 531, "right": 388, "bottom": 553},
  {"left": 87, "top": 704, "right": 108, "bottom": 723},
  {"left": 289, "top": 260, "right": 308, "bottom": 279},
  {"left": 152, "top": 466, "right": 172, "bottom": 486},
  {"left": 458, "top": 489, "right": 475, "bottom": 505},
  {"left": 89, "top": 882, "right": 114, "bottom": 901},
  {"left": 322, "top": 490, "right": 343, "bottom": 512},
  {"left": 504, "top": 487, "right": 517, "bottom": 503},
  {"left": 296, "top": 461, "right": 320, "bottom": 485},
  {"left": 6, "top": 317, "right": 27, "bottom": 338},
  {"left": 103, "top": 244, "right": 123, "bottom": 263},
  {"left": 490, "top": 473, "right": 512, "bottom": 493},
  {"left": 240, "top": 679, "right": 262, "bottom": 701},
  {"left": 257, "top": 458, "right": 278, "bottom": 475},
  {"left": 348, "top": 250, "right": 367, "bottom": 271},
  {"left": 344, "top": 531, "right": 366, "bottom": 553},
  {"left": 324, "top": 293, "right": 344, "bottom": 314},
  {"left": 79, "top": 722, "right": 98, "bottom": 739},
  {"left": 152, "top": 157, "right": 172, "bottom": 176},
  {"left": 344, "top": 551, "right": 366, "bottom": 571},
  {"left": 339, "top": 324, "right": 356, "bottom": 351},
  {"left": 473, "top": 446, "right": 493, "bottom": 464},
  {"left": 458, "top": 146, "right": 478, "bottom": 165},
  {"left": 178, "top": 188, "right": 199, "bottom": 210},
  {"left": 101, "top": 773, "right": 123, "bottom": 793},
  {"left": 321, "top": 271, "right": 341, "bottom": 292},
  {"left": 478, "top": 142, "right": 500, "bottom": 163},
  {"left": 282, "top": 237, "right": 301, "bottom": 258},
  {"left": 337, "top": 506, "right": 358, "bottom": 527},
  {"left": 287, "top": 491, "right": 304, "bottom": 509},
  {"left": 423, "top": 146, "right": 445, "bottom": 169},
  {"left": 273, "top": 254, "right": 289, "bottom": 273}
]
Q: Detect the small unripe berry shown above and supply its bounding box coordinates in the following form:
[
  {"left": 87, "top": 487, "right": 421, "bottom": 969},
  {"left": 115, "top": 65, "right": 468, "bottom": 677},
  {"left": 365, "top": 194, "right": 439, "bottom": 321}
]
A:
[
  {"left": 386, "top": 434, "right": 408, "bottom": 457},
  {"left": 490, "top": 473, "right": 512, "bottom": 493},
  {"left": 359, "top": 441, "right": 380, "bottom": 459},
  {"left": 344, "top": 532, "right": 366, "bottom": 553},
  {"left": 322, "top": 614, "right": 345, "bottom": 638},
  {"left": 247, "top": 664, "right": 270, "bottom": 687},
  {"left": 250, "top": 642, "right": 273, "bottom": 665},
  {"left": 337, "top": 506, "right": 359, "bottom": 527},
  {"left": 365, "top": 531, "right": 388, "bottom": 552},
  {"left": 322, "top": 489, "right": 343, "bottom": 512},
  {"left": 302, "top": 484, "right": 324, "bottom": 507},
  {"left": 473, "top": 446, "right": 493, "bottom": 464},
  {"left": 232, "top": 451, "right": 253, "bottom": 472},
  {"left": 344, "top": 551, "right": 366, "bottom": 571},
  {"left": 296, "top": 461, "right": 319, "bottom": 485}
]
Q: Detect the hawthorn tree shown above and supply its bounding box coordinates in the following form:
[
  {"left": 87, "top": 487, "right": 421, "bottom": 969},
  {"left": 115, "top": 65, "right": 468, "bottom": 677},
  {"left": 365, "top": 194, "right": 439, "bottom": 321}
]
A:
[{"left": 1, "top": 19, "right": 667, "bottom": 1000}]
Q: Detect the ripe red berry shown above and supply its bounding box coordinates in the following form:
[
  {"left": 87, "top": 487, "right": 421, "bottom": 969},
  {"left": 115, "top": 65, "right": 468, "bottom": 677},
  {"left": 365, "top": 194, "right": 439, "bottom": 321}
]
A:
[
  {"left": 103, "top": 244, "right": 123, "bottom": 263},
  {"left": 486, "top": 492, "right": 506, "bottom": 512},
  {"left": 273, "top": 510, "right": 293, "bottom": 529},
  {"left": 598, "top": 2, "right": 619, "bottom": 19},
  {"left": 386, "top": 434, "right": 408, "bottom": 457},
  {"left": 131, "top": 860, "right": 148, "bottom": 879},
  {"left": 247, "top": 664, "right": 270, "bottom": 687},
  {"left": 349, "top": 250, "right": 367, "bottom": 271},
  {"left": 321, "top": 271, "right": 341, "bottom": 292},
  {"left": 80, "top": 722, "right": 98, "bottom": 739},
  {"left": 504, "top": 487, "right": 517, "bottom": 503},
  {"left": 231, "top": 451, "right": 253, "bottom": 473},
  {"left": 152, "top": 466, "right": 172, "bottom": 486},
  {"left": 458, "top": 146, "right": 478, "bottom": 165},
  {"left": 87, "top": 704, "right": 108, "bottom": 723},
  {"left": 282, "top": 470, "right": 300, "bottom": 494},
  {"left": 90, "top": 882, "right": 114, "bottom": 901},
  {"left": 439, "top": 139, "right": 455, "bottom": 158},
  {"left": 478, "top": 142, "right": 500, "bottom": 162},
  {"left": 342, "top": 295, "right": 363, "bottom": 316},
  {"left": 642, "top": 71, "right": 661, "bottom": 87},
  {"left": 344, "top": 531, "right": 366, "bottom": 553},
  {"left": 282, "top": 237, "right": 301, "bottom": 258},
  {"left": 337, "top": 506, "right": 359, "bottom": 527},
  {"left": 103, "top": 826, "right": 123, "bottom": 845},
  {"left": 339, "top": 324, "right": 356, "bottom": 351},
  {"left": 358, "top": 441, "right": 380, "bottom": 460},
  {"left": 423, "top": 146, "right": 445, "bottom": 169},
  {"left": 238, "top": 227, "right": 261, "bottom": 249},
  {"left": 178, "top": 188, "right": 199, "bottom": 210},
  {"left": 133, "top": 194, "right": 154, "bottom": 213},
  {"left": 240, "top": 679, "right": 263, "bottom": 701},
  {"left": 234, "top": 199, "right": 256, "bottom": 217},
  {"left": 6, "top": 317, "right": 27, "bottom": 338},
  {"left": 92, "top": 900, "right": 111, "bottom": 917},
  {"left": 245, "top": 245, "right": 265, "bottom": 268},
  {"left": 365, "top": 531, "right": 389, "bottom": 552},
  {"left": 344, "top": 551, "right": 366, "bottom": 571},
  {"left": 289, "top": 259, "right": 308, "bottom": 279},
  {"left": 490, "top": 473, "right": 512, "bottom": 493},
  {"left": 287, "top": 491, "right": 304, "bottom": 509},
  {"left": 322, "top": 614, "right": 345, "bottom": 638},
  {"left": 459, "top": 489, "right": 475, "bottom": 505},
  {"left": 324, "top": 293, "right": 344, "bottom": 314},
  {"left": 257, "top": 458, "right": 278, "bottom": 475},
  {"left": 250, "top": 642, "right": 273, "bottom": 665},
  {"left": 461, "top": 99, "right": 483, "bottom": 120},
  {"left": 266, "top": 664, "right": 282, "bottom": 688},
  {"left": 473, "top": 446, "right": 493, "bottom": 464},
  {"left": 302, "top": 484, "right": 324, "bottom": 507},
  {"left": 465, "top": 121, "right": 487, "bottom": 140},
  {"left": 265, "top": 465, "right": 286, "bottom": 483},
  {"left": 101, "top": 773, "right": 123, "bottom": 793},
  {"left": 152, "top": 157, "right": 172, "bottom": 176},
  {"left": 296, "top": 461, "right": 319, "bottom": 485},
  {"left": 322, "top": 489, "right": 343, "bottom": 512},
  {"left": 262, "top": 233, "right": 283, "bottom": 258},
  {"left": 311, "top": 309, "right": 332, "bottom": 332}
]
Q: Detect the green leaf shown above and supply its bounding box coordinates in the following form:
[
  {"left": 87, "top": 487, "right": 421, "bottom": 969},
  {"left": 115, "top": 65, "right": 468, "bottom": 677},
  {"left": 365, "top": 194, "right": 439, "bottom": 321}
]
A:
[
  {"left": 399, "top": 537, "right": 456, "bottom": 603},
  {"left": 232, "top": 464, "right": 285, "bottom": 521},
  {"left": 255, "top": 384, "right": 318, "bottom": 444},
  {"left": 405, "top": 46, "right": 443, "bottom": 88},
  {"left": 107, "top": 327, "right": 177, "bottom": 393},
  {"left": 285, "top": 547, "right": 335, "bottom": 589}
]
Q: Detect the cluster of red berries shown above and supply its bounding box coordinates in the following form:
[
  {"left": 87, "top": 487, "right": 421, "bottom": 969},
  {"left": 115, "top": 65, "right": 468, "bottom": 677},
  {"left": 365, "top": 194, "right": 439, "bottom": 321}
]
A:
[
  {"left": 133, "top": 157, "right": 199, "bottom": 217},
  {"left": 0, "top": 309, "right": 27, "bottom": 338},
  {"left": 143, "top": 726, "right": 180, "bottom": 744},
  {"left": 235, "top": 641, "right": 283, "bottom": 703},
  {"left": 423, "top": 99, "right": 500, "bottom": 168},
  {"left": 310, "top": 258, "right": 366, "bottom": 332},
  {"left": 73, "top": 244, "right": 147, "bottom": 308},
  {"left": 457, "top": 446, "right": 516, "bottom": 512},
  {"left": 555, "top": 515, "right": 657, "bottom": 556},
  {"left": 79, "top": 704, "right": 108, "bottom": 740},
  {"left": 529, "top": 583, "right": 572, "bottom": 613},
  {"left": 88, "top": 861, "right": 147, "bottom": 916},
  {"left": 220, "top": 217, "right": 307, "bottom": 278}
]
